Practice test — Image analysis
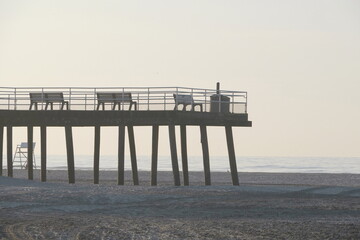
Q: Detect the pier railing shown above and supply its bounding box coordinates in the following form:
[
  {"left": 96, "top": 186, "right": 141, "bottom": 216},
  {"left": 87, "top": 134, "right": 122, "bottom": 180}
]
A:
[{"left": 0, "top": 87, "right": 247, "bottom": 114}]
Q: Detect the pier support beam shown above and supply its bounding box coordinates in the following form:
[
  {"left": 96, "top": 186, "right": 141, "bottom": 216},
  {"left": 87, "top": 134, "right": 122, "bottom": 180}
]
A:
[
  {"left": 27, "top": 126, "right": 34, "bottom": 180},
  {"left": 41, "top": 126, "right": 47, "bottom": 182},
  {"left": 128, "top": 125, "right": 139, "bottom": 185},
  {"left": 0, "top": 126, "right": 3, "bottom": 176},
  {"left": 7, "top": 126, "right": 13, "bottom": 177},
  {"left": 168, "top": 124, "right": 181, "bottom": 186},
  {"left": 94, "top": 125, "right": 100, "bottom": 184},
  {"left": 151, "top": 125, "right": 159, "bottom": 186},
  {"left": 225, "top": 125, "right": 239, "bottom": 185},
  {"left": 200, "top": 125, "right": 211, "bottom": 186},
  {"left": 118, "top": 125, "right": 125, "bottom": 185},
  {"left": 65, "top": 125, "right": 75, "bottom": 184},
  {"left": 180, "top": 125, "right": 189, "bottom": 186}
]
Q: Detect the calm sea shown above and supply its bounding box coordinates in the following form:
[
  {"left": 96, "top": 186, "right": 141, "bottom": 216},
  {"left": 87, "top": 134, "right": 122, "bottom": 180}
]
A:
[{"left": 9, "top": 155, "right": 359, "bottom": 174}]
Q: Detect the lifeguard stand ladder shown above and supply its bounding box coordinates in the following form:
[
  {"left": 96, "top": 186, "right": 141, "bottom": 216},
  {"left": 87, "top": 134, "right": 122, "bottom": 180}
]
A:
[{"left": 12, "top": 142, "right": 37, "bottom": 169}]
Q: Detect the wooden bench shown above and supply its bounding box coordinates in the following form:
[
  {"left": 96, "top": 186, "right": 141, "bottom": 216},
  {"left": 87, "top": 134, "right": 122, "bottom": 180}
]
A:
[
  {"left": 96, "top": 92, "right": 137, "bottom": 110},
  {"left": 173, "top": 94, "right": 203, "bottom": 112},
  {"left": 29, "top": 92, "right": 69, "bottom": 110},
  {"left": 29, "top": 93, "right": 44, "bottom": 110}
]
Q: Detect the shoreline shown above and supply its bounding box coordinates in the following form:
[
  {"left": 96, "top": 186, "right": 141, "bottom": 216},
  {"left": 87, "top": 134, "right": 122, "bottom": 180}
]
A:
[{"left": 2, "top": 169, "right": 360, "bottom": 187}]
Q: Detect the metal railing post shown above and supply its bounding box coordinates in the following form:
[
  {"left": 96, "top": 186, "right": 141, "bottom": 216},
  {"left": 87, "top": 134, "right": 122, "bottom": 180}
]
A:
[
  {"left": 191, "top": 88, "right": 193, "bottom": 111},
  {"left": 122, "top": 88, "right": 125, "bottom": 110},
  {"left": 147, "top": 88, "right": 150, "bottom": 111},
  {"left": 232, "top": 92, "right": 234, "bottom": 113},
  {"left": 218, "top": 89, "right": 221, "bottom": 113},
  {"left": 7, "top": 94, "right": 10, "bottom": 110},
  {"left": 204, "top": 89, "right": 207, "bottom": 112},
  {"left": 164, "top": 93, "right": 166, "bottom": 111},
  {"left": 85, "top": 94, "right": 87, "bottom": 111},
  {"left": 14, "top": 88, "right": 17, "bottom": 110},
  {"left": 94, "top": 88, "right": 96, "bottom": 110},
  {"left": 245, "top": 93, "right": 248, "bottom": 113},
  {"left": 69, "top": 88, "right": 72, "bottom": 110},
  {"left": 41, "top": 88, "right": 44, "bottom": 110},
  {"left": 175, "top": 87, "right": 178, "bottom": 111},
  {"left": 137, "top": 93, "right": 140, "bottom": 111}
]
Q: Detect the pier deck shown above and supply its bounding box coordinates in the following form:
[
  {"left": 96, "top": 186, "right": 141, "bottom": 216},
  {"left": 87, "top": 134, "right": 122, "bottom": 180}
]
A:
[{"left": 0, "top": 110, "right": 251, "bottom": 127}]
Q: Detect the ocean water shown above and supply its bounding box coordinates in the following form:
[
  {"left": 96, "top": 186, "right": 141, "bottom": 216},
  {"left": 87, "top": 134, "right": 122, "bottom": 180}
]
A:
[{"left": 9, "top": 155, "right": 359, "bottom": 174}]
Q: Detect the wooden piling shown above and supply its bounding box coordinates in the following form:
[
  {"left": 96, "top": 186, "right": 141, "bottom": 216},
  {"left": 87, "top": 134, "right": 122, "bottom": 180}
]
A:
[
  {"left": 200, "top": 125, "right": 211, "bottom": 185},
  {"left": 7, "top": 126, "right": 13, "bottom": 177},
  {"left": 118, "top": 125, "right": 125, "bottom": 185},
  {"left": 94, "top": 125, "right": 100, "bottom": 184},
  {"left": 27, "top": 125, "right": 34, "bottom": 180},
  {"left": 151, "top": 125, "right": 159, "bottom": 186},
  {"left": 127, "top": 125, "right": 139, "bottom": 185},
  {"left": 168, "top": 124, "right": 181, "bottom": 186},
  {"left": 65, "top": 125, "right": 75, "bottom": 184},
  {"left": 180, "top": 125, "right": 189, "bottom": 186},
  {"left": 40, "top": 126, "right": 47, "bottom": 182},
  {"left": 225, "top": 125, "right": 239, "bottom": 185},
  {"left": 0, "top": 126, "right": 3, "bottom": 176}
]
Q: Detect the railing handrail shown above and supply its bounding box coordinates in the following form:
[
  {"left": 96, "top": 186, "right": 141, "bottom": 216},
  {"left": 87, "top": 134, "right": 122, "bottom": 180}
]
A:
[
  {"left": 0, "top": 86, "right": 248, "bottom": 113},
  {"left": 0, "top": 86, "right": 247, "bottom": 93}
]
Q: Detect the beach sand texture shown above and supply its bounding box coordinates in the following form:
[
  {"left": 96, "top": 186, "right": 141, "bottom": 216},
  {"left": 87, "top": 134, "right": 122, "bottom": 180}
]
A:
[{"left": 1, "top": 170, "right": 360, "bottom": 239}]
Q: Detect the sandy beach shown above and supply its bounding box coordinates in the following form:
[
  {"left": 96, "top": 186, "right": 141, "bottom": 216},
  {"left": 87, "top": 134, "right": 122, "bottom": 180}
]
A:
[{"left": 1, "top": 170, "right": 360, "bottom": 239}]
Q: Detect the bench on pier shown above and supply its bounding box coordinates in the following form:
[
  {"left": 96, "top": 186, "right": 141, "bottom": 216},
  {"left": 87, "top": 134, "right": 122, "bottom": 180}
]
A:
[
  {"left": 96, "top": 92, "right": 137, "bottom": 110},
  {"left": 173, "top": 94, "right": 203, "bottom": 112},
  {"left": 29, "top": 92, "right": 69, "bottom": 110}
]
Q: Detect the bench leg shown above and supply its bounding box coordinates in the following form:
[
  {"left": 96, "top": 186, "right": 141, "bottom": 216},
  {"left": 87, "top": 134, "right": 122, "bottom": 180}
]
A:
[
  {"left": 96, "top": 103, "right": 100, "bottom": 111},
  {"left": 45, "top": 102, "right": 49, "bottom": 110},
  {"left": 128, "top": 102, "right": 136, "bottom": 111},
  {"left": 29, "top": 103, "right": 33, "bottom": 110},
  {"left": 174, "top": 104, "right": 184, "bottom": 111},
  {"left": 191, "top": 104, "right": 203, "bottom": 112},
  {"left": 61, "top": 102, "right": 69, "bottom": 110},
  {"left": 113, "top": 102, "right": 121, "bottom": 111}
]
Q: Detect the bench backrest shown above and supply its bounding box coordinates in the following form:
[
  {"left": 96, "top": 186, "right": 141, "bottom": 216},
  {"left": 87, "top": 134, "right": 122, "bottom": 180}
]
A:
[
  {"left": 30, "top": 92, "right": 65, "bottom": 102},
  {"left": 97, "top": 93, "right": 114, "bottom": 102},
  {"left": 29, "top": 93, "right": 45, "bottom": 102},
  {"left": 173, "top": 94, "right": 194, "bottom": 104},
  {"left": 45, "top": 92, "right": 64, "bottom": 102},
  {"left": 113, "top": 92, "right": 132, "bottom": 102},
  {"left": 97, "top": 92, "right": 133, "bottom": 102},
  {"left": 20, "top": 142, "right": 36, "bottom": 148}
]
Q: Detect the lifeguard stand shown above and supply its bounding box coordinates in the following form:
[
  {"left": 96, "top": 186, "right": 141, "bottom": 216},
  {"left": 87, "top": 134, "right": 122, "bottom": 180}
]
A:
[{"left": 12, "top": 142, "right": 37, "bottom": 169}]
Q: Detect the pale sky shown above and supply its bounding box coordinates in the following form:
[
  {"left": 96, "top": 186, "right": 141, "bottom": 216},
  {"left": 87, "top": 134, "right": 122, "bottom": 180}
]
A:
[{"left": 0, "top": 0, "right": 359, "bottom": 158}]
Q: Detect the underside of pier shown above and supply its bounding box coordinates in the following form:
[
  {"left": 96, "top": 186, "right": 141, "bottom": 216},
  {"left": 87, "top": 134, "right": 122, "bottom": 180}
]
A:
[{"left": 0, "top": 110, "right": 251, "bottom": 186}]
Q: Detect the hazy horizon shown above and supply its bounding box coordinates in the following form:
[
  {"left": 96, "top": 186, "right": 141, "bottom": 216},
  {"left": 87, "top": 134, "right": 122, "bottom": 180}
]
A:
[{"left": 1, "top": 0, "right": 359, "bottom": 158}]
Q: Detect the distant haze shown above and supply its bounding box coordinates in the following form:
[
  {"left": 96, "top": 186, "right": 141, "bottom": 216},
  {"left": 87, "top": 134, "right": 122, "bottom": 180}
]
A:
[{"left": 0, "top": 0, "right": 359, "bottom": 157}]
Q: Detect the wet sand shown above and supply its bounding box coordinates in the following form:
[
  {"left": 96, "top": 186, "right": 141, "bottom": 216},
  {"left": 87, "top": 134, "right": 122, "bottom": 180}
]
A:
[{"left": 1, "top": 170, "right": 360, "bottom": 239}]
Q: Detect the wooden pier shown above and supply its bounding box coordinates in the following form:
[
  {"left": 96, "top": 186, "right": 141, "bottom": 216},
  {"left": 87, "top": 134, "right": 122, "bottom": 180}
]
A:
[{"left": 0, "top": 86, "right": 251, "bottom": 186}]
